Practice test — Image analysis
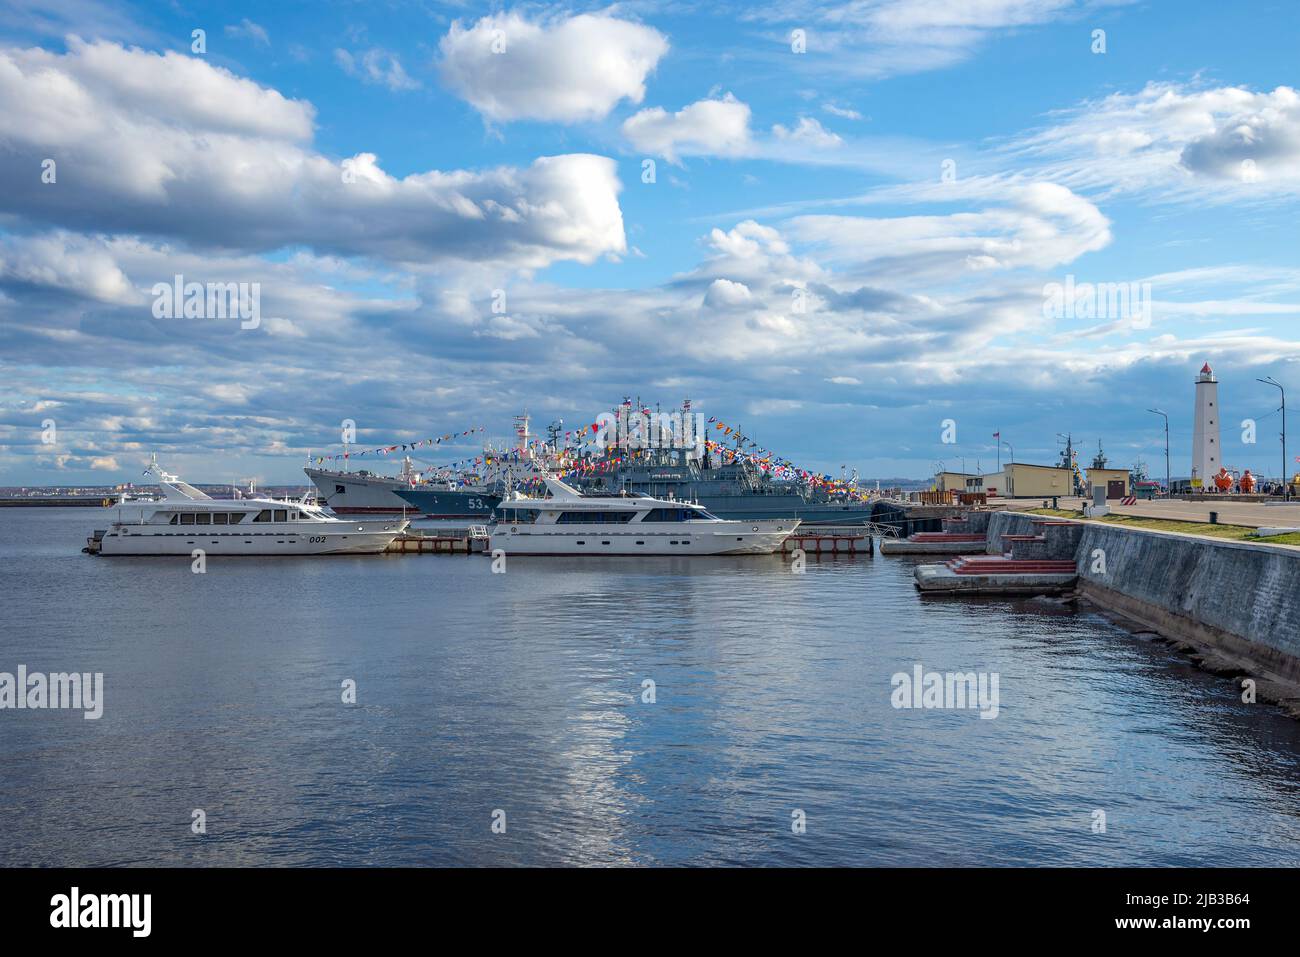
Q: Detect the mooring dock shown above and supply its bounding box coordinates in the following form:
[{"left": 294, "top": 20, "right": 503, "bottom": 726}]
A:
[
  {"left": 781, "top": 525, "right": 877, "bottom": 555},
  {"left": 882, "top": 512, "right": 994, "bottom": 554},
  {"left": 904, "top": 512, "right": 1086, "bottom": 594},
  {"left": 385, "top": 527, "right": 488, "bottom": 554},
  {"left": 914, "top": 555, "right": 1079, "bottom": 595},
  {"left": 880, "top": 532, "right": 988, "bottom": 555}
]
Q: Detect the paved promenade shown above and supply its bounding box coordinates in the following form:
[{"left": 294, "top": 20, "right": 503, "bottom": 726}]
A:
[{"left": 1004, "top": 496, "right": 1300, "bottom": 529}]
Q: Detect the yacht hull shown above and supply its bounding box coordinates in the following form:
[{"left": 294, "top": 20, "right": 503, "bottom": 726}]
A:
[
  {"left": 489, "top": 519, "right": 794, "bottom": 556},
  {"left": 96, "top": 519, "right": 406, "bottom": 556}
]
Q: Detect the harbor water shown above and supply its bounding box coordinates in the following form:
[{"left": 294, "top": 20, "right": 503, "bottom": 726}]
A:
[{"left": 2, "top": 507, "right": 1299, "bottom": 866}]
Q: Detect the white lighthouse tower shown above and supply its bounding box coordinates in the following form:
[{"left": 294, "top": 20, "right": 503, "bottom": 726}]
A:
[{"left": 1192, "top": 362, "right": 1220, "bottom": 487}]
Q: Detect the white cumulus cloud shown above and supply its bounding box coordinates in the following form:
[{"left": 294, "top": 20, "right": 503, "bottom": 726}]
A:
[
  {"left": 0, "top": 39, "right": 626, "bottom": 269},
  {"left": 788, "top": 182, "right": 1111, "bottom": 277},
  {"left": 0, "top": 231, "right": 138, "bottom": 305},
  {"left": 438, "top": 12, "right": 668, "bottom": 123},
  {"left": 703, "top": 278, "right": 754, "bottom": 309},
  {"left": 1006, "top": 83, "right": 1300, "bottom": 198},
  {"left": 623, "top": 94, "right": 753, "bottom": 163}
]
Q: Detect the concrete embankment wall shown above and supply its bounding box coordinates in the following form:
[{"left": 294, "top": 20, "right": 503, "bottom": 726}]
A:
[
  {"left": 969, "top": 508, "right": 1300, "bottom": 686},
  {"left": 1074, "top": 524, "right": 1300, "bottom": 686},
  {"left": 982, "top": 511, "right": 1043, "bottom": 555}
]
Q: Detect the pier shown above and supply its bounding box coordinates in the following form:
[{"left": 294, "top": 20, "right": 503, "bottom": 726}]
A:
[
  {"left": 0, "top": 495, "right": 115, "bottom": 507},
  {"left": 880, "top": 531, "right": 987, "bottom": 555},
  {"left": 910, "top": 514, "right": 1085, "bottom": 593},
  {"left": 915, "top": 556, "right": 1079, "bottom": 595},
  {"left": 385, "top": 528, "right": 488, "bottom": 554},
  {"left": 781, "top": 525, "right": 876, "bottom": 555}
]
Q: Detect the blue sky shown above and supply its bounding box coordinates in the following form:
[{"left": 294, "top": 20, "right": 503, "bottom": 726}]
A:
[{"left": 1, "top": 0, "right": 1298, "bottom": 485}]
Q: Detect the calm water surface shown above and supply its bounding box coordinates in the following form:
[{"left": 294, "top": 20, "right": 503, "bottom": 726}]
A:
[{"left": 2, "top": 507, "right": 1299, "bottom": 866}]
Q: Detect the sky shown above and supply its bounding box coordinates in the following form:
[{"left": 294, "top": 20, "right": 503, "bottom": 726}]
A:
[{"left": 1, "top": 0, "right": 1298, "bottom": 486}]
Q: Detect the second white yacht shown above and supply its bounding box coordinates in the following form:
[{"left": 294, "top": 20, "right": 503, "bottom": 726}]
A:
[
  {"left": 86, "top": 458, "right": 408, "bottom": 556},
  {"left": 490, "top": 476, "right": 798, "bottom": 556}
]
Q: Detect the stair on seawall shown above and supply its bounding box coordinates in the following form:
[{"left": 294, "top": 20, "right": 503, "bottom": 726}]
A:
[
  {"left": 945, "top": 556, "right": 1077, "bottom": 575},
  {"left": 914, "top": 554, "right": 1078, "bottom": 595},
  {"left": 880, "top": 530, "right": 989, "bottom": 554}
]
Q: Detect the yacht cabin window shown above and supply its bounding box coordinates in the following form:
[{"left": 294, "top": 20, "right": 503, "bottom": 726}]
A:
[
  {"left": 641, "top": 508, "right": 701, "bottom": 523},
  {"left": 556, "top": 511, "right": 634, "bottom": 524}
]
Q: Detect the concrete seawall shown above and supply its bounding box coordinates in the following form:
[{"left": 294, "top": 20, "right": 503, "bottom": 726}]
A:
[
  {"left": 950, "top": 508, "right": 1300, "bottom": 708},
  {"left": 1074, "top": 523, "right": 1300, "bottom": 689}
]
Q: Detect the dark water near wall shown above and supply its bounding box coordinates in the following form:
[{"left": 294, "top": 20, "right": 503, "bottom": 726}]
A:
[{"left": 2, "top": 507, "right": 1299, "bottom": 866}]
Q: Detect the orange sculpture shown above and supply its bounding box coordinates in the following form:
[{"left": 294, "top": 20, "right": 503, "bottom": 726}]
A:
[
  {"left": 1213, "top": 468, "right": 1234, "bottom": 491},
  {"left": 1241, "top": 470, "right": 1256, "bottom": 493}
]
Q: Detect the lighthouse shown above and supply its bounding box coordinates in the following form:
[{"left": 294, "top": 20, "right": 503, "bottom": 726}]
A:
[{"left": 1192, "top": 362, "right": 1220, "bottom": 487}]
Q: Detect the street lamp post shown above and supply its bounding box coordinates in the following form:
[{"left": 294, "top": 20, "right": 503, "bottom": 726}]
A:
[
  {"left": 1257, "top": 377, "right": 1287, "bottom": 498},
  {"left": 1147, "top": 409, "right": 1169, "bottom": 496}
]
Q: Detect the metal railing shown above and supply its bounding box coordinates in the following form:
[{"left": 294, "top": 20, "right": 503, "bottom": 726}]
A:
[{"left": 798, "top": 522, "right": 900, "bottom": 538}]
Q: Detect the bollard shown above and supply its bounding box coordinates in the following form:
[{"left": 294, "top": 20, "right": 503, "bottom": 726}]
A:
[
  {"left": 1052, "top": 496, "right": 1058, "bottom": 509},
  {"left": 1209, "top": 511, "right": 1218, "bottom": 524}
]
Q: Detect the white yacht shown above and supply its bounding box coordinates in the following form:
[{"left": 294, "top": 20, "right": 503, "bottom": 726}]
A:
[
  {"left": 86, "top": 458, "right": 408, "bottom": 556},
  {"left": 490, "top": 475, "right": 798, "bottom": 556}
]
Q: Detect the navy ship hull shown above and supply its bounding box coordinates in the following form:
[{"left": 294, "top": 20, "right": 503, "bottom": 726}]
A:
[
  {"left": 396, "top": 488, "right": 500, "bottom": 519},
  {"left": 568, "top": 460, "right": 883, "bottom": 526},
  {"left": 307, "top": 467, "right": 500, "bottom": 520},
  {"left": 306, "top": 467, "right": 415, "bottom": 514}
]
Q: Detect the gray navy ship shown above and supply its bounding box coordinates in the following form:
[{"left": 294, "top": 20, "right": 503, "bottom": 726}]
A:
[
  {"left": 554, "top": 397, "right": 939, "bottom": 532},
  {"left": 568, "top": 450, "right": 905, "bottom": 528},
  {"left": 314, "top": 414, "right": 544, "bottom": 519},
  {"left": 315, "top": 404, "right": 922, "bottom": 533},
  {"left": 306, "top": 455, "right": 501, "bottom": 518}
]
